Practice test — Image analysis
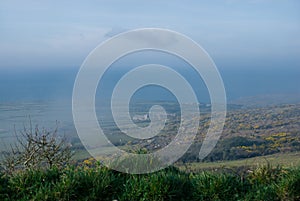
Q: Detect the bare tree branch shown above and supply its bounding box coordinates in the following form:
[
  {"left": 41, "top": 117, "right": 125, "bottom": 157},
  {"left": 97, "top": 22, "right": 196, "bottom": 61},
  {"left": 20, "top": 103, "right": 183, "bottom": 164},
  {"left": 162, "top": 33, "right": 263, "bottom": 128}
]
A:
[{"left": 0, "top": 121, "right": 73, "bottom": 174}]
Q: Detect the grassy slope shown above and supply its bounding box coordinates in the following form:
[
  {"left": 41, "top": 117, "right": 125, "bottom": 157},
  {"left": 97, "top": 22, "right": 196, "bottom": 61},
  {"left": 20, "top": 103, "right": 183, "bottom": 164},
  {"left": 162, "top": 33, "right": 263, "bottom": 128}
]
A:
[{"left": 177, "top": 152, "right": 300, "bottom": 172}]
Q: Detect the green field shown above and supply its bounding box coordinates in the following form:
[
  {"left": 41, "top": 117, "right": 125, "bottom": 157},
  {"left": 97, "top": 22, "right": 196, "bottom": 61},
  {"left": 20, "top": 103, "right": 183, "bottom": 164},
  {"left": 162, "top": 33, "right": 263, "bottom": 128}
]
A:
[{"left": 177, "top": 152, "right": 300, "bottom": 172}]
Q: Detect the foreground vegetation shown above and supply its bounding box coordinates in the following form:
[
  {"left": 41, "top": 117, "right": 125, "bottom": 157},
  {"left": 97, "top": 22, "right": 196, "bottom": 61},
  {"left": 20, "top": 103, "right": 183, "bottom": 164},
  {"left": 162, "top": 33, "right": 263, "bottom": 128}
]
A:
[{"left": 0, "top": 162, "right": 300, "bottom": 201}]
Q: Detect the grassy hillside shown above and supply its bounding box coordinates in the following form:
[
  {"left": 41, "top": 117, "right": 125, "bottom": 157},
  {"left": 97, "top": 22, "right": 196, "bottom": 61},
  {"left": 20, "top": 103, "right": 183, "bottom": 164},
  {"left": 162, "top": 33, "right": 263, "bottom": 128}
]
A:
[{"left": 177, "top": 152, "right": 300, "bottom": 173}]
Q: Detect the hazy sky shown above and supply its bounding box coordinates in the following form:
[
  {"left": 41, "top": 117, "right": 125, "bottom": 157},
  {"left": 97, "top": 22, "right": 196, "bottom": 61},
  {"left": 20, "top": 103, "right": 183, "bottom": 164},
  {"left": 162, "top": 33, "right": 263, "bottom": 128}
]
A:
[{"left": 0, "top": 0, "right": 299, "bottom": 70}]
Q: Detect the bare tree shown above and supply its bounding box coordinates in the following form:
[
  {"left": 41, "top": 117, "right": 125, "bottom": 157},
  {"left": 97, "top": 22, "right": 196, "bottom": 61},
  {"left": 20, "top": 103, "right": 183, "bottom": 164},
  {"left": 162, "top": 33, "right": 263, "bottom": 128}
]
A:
[{"left": 1, "top": 122, "right": 73, "bottom": 174}]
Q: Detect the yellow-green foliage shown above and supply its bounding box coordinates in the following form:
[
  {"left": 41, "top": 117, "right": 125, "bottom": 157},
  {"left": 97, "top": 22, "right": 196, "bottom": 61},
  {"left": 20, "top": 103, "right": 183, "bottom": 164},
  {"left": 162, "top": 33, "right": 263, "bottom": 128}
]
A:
[
  {"left": 273, "top": 132, "right": 287, "bottom": 137},
  {"left": 265, "top": 136, "right": 275, "bottom": 141}
]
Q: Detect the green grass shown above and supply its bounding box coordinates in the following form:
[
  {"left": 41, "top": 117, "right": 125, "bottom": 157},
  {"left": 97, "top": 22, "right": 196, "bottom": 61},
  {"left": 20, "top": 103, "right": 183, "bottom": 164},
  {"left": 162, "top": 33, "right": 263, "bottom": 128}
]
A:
[
  {"left": 177, "top": 152, "right": 300, "bottom": 172},
  {"left": 1, "top": 163, "right": 300, "bottom": 201}
]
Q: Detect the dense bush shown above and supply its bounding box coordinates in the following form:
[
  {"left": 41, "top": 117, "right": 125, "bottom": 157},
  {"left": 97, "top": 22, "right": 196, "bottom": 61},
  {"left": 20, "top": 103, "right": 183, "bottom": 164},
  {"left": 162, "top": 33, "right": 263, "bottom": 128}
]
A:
[
  {"left": 191, "top": 172, "right": 246, "bottom": 200},
  {"left": 0, "top": 164, "right": 299, "bottom": 201}
]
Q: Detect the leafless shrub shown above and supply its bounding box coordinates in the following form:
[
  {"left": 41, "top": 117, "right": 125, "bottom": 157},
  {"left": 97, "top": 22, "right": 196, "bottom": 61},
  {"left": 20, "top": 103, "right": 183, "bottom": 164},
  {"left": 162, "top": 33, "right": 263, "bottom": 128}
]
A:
[{"left": 0, "top": 122, "right": 73, "bottom": 174}]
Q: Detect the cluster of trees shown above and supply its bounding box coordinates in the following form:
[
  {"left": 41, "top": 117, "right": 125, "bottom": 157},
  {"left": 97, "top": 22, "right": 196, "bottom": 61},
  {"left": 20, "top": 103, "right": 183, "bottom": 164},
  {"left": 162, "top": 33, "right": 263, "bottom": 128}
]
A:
[{"left": 181, "top": 134, "right": 300, "bottom": 163}]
